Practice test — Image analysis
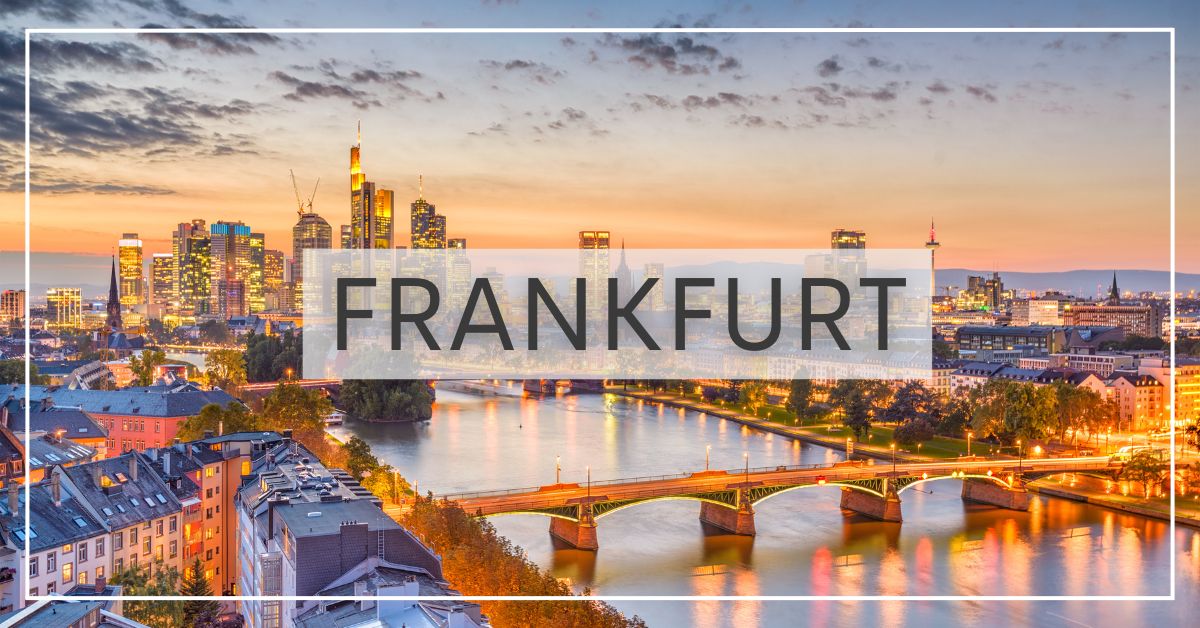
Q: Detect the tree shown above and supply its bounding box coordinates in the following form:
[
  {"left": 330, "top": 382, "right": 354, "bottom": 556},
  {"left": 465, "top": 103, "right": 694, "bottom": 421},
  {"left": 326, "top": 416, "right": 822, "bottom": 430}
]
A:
[
  {"left": 936, "top": 396, "right": 972, "bottom": 436},
  {"left": 894, "top": 416, "right": 935, "bottom": 445},
  {"left": 110, "top": 562, "right": 185, "bottom": 627},
  {"left": 738, "top": 380, "right": 768, "bottom": 415},
  {"left": 205, "top": 349, "right": 247, "bottom": 392},
  {"left": 341, "top": 380, "right": 434, "bottom": 422},
  {"left": 243, "top": 331, "right": 302, "bottom": 382},
  {"left": 129, "top": 349, "right": 167, "bottom": 386},
  {"left": 260, "top": 382, "right": 332, "bottom": 434},
  {"left": 198, "top": 320, "right": 233, "bottom": 345},
  {"left": 181, "top": 557, "right": 220, "bottom": 625},
  {"left": 1122, "top": 450, "right": 1166, "bottom": 499},
  {"left": 177, "top": 402, "right": 258, "bottom": 441},
  {"left": 786, "top": 378, "right": 815, "bottom": 419},
  {"left": 881, "top": 381, "right": 933, "bottom": 425},
  {"left": 0, "top": 359, "right": 45, "bottom": 384},
  {"left": 970, "top": 380, "right": 1055, "bottom": 445},
  {"left": 933, "top": 337, "right": 956, "bottom": 360},
  {"left": 842, "top": 391, "right": 874, "bottom": 441}
]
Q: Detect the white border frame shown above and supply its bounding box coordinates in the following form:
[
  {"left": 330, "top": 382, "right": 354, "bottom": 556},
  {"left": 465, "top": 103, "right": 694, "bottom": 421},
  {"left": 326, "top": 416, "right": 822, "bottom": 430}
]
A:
[{"left": 22, "top": 26, "right": 1176, "bottom": 604}]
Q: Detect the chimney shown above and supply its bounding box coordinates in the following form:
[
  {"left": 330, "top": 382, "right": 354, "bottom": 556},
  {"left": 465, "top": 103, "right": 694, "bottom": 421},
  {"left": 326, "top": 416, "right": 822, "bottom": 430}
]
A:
[
  {"left": 51, "top": 472, "right": 61, "bottom": 507},
  {"left": 94, "top": 575, "right": 106, "bottom": 593},
  {"left": 446, "top": 604, "right": 468, "bottom": 628},
  {"left": 7, "top": 482, "right": 17, "bottom": 514},
  {"left": 129, "top": 454, "right": 138, "bottom": 482},
  {"left": 354, "top": 580, "right": 375, "bottom": 611},
  {"left": 91, "top": 464, "right": 101, "bottom": 487},
  {"left": 162, "top": 451, "right": 171, "bottom": 476}
]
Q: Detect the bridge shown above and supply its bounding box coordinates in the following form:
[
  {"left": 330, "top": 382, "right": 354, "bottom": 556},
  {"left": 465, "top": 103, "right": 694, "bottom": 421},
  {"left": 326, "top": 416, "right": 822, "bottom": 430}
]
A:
[{"left": 440, "top": 456, "right": 1121, "bottom": 550}]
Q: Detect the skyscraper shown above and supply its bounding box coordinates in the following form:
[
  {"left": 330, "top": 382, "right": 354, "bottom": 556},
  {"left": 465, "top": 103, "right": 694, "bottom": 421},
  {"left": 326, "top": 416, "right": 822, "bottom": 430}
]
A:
[
  {"left": 173, "top": 220, "right": 211, "bottom": 316},
  {"left": 248, "top": 232, "right": 266, "bottom": 313},
  {"left": 348, "top": 124, "right": 394, "bottom": 249},
  {"left": 118, "top": 233, "right": 144, "bottom": 306},
  {"left": 831, "top": 228, "right": 867, "bottom": 249},
  {"left": 293, "top": 212, "right": 333, "bottom": 277},
  {"left": 210, "top": 221, "right": 253, "bottom": 318},
  {"left": 264, "top": 249, "right": 285, "bottom": 291},
  {"left": 0, "top": 289, "right": 24, "bottom": 327},
  {"left": 150, "top": 253, "right": 173, "bottom": 309},
  {"left": 448, "top": 238, "right": 467, "bottom": 249},
  {"left": 411, "top": 176, "right": 447, "bottom": 249},
  {"left": 45, "top": 288, "right": 81, "bottom": 330},
  {"left": 578, "top": 230, "right": 610, "bottom": 314},
  {"left": 644, "top": 263, "right": 665, "bottom": 311},
  {"left": 340, "top": 224, "right": 352, "bottom": 250}
]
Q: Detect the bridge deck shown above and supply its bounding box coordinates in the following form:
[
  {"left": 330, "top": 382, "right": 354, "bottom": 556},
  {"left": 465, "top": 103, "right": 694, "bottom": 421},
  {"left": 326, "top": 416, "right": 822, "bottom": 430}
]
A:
[{"left": 445, "top": 457, "right": 1119, "bottom": 515}]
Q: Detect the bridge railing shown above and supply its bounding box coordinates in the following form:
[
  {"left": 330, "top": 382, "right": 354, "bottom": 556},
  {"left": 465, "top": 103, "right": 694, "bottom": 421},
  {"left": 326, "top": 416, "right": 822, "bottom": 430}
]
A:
[{"left": 439, "top": 457, "right": 1119, "bottom": 503}]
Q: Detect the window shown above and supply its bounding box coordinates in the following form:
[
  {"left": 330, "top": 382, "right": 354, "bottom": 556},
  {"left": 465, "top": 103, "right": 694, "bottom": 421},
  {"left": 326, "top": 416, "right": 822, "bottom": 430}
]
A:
[
  {"left": 77, "top": 544, "right": 87, "bottom": 563},
  {"left": 206, "top": 508, "right": 213, "bottom": 520},
  {"left": 155, "top": 545, "right": 163, "bottom": 562},
  {"left": 78, "top": 570, "right": 88, "bottom": 585},
  {"left": 241, "top": 460, "right": 251, "bottom": 475},
  {"left": 96, "top": 538, "right": 105, "bottom": 558},
  {"left": 169, "top": 516, "right": 177, "bottom": 533},
  {"left": 113, "top": 532, "right": 123, "bottom": 551},
  {"left": 114, "top": 558, "right": 123, "bottom": 574},
  {"left": 204, "top": 467, "right": 214, "bottom": 478},
  {"left": 45, "top": 581, "right": 54, "bottom": 595},
  {"left": 47, "top": 553, "right": 56, "bottom": 572},
  {"left": 143, "top": 538, "right": 151, "bottom": 555},
  {"left": 28, "top": 556, "right": 37, "bottom": 577},
  {"left": 205, "top": 549, "right": 213, "bottom": 561},
  {"left": 206, "top": 488, "right": 213, "bottom": 499},
  {"left": 169, "top": 541, "right": 177, "bottom": 559},
  {"left": 61, "top": 562, "right": 72, "bottom": 584},
  {"left": 156, "top": 520, "right": 163, "bottom": 537},
  {"left": 130, "top": 554, "right": 138, "bottom": 568},
  {"left": 96, "top": 566, "right": 104, "bottom": 581},
  {"left": 29, "top": 587, "right": 37, "bottom": 597},
  {"left": 129, "top": 528, "right": 137, "bottom": 544}
]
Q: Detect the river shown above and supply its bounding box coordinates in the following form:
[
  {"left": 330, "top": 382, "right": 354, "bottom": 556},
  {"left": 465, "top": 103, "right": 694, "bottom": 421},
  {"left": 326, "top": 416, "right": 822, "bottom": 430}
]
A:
[{"left": 329, "top": 389, "right": 1199, "bottom": 627}]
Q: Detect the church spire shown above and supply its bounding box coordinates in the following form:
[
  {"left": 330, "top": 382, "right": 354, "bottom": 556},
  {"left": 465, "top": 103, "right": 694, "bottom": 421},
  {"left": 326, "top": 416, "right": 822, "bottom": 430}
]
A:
[
  {"left": 1107, "top": 271, "right": 1120, "bottom": 305},
  {"left": 105, "top": 256, "right": 122, "bottom": 331}
]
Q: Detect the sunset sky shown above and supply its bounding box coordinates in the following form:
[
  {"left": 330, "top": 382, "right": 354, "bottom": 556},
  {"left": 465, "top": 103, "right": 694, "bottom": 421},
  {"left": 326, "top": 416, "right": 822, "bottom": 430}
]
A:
[{"left": 0, "top": 1, "right": 1196, "bottom": 290}]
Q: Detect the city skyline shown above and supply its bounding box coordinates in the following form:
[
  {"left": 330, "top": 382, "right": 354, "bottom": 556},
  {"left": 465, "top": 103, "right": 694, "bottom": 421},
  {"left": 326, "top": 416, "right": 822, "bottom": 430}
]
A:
[{"left": 10, "top": 27, "right": 1183, "bottom": 276}]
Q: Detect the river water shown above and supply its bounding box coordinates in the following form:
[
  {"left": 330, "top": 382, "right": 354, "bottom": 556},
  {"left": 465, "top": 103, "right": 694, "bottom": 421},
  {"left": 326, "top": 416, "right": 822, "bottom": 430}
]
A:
[{"left": 330, "top": 389, "right": 1199, "bottom": 627}]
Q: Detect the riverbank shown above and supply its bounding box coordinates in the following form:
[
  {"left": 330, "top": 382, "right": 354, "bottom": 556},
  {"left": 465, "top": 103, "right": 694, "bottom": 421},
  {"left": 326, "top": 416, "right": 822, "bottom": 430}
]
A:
[{"left": 611, "top": 387, "right": 1200, "bottom": 529}]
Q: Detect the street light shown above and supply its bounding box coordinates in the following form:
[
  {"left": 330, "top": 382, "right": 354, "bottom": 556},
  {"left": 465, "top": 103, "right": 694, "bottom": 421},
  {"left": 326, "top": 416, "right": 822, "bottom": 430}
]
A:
[
  {"left": 586, "top": 465, "right": 591, "bottom": 500},
  {"left": 744, "top": 452, "right": 749, "bottom": 484},
  {"left": 705, "top": 444, "right": 711, "bottom": 471},
  {"left": 966, "top": 430, "right": 973, "bottom": 457},
  {"left": 555, "top": 455, "right": 561, "bottom": 485},
  {"left": 890, "top": 442, "right": 897, "bottom": 475},
  {"left": 1016, "top": 439, "right": 1023, "bottom": 474}
]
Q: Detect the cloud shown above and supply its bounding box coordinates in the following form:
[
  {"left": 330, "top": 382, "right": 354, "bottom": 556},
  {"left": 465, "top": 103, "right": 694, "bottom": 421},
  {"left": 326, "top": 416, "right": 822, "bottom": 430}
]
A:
[
  {"left": 269, "top": 71, "right": 381, "bottom": 109},
  {"left": 600, "top": 33, "right": 741, "bottom": 75},
  {"left": 481, "top": 59, "right": 563, "bottom": 84},
  {"left": 843, "top": 82, "right": 899, "bottom": 102},
  {"left": 815, "top": 56, "right": 843, "bottom": 78},
  {"left": 0, "top": 0, "right": 92, "bottom": 21},
  {"left": 801, "top": 85, "right": 846, "bottom": 107},
  {"left": 28, "top": 39, "right": 162, "bottom": 73},
  {"left": 540, "top": 107, "right": 607, "bottom": 136},
  {"left": 137, "top": 27, "right": 281, "bottom": 56},
  {"left": 965, "top": 84, "right": 998, "bottom": 103},
  {"left": 926, "top": 80, "right": 952, "bottom": 94},
  {"left": 865, "top": 56, "right": 902, "bottom": 72}
]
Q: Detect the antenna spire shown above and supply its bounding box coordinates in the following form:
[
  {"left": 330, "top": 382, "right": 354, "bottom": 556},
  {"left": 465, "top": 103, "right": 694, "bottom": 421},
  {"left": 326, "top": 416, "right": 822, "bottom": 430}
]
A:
[
  {"left": 418, "top": 174, "right": 424, "bottom": 200},
  {"left": 357, "top": 120, "right": 361, "bottom": 147}
]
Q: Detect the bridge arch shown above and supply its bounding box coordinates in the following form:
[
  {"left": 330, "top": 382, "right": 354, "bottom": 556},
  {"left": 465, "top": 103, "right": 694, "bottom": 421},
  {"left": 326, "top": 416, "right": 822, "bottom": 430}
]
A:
[
  {"left": 750, "top": 481, "right": 884, "bottom": 508},
  {"left": 895, "top": 472, "right": 1013, "bottom": 495},
  {"left": 481, "top": 510, "right": 580, "bottom": 522},
  {"left": 592, "top": 495, "right": 738, "bottom": 520}
]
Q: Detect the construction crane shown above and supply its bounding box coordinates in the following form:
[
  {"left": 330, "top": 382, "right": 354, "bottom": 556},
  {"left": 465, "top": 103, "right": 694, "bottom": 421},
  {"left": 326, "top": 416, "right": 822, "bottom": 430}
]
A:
[{"left": 289, "top": 170, "right": 321, "bottom": 218}]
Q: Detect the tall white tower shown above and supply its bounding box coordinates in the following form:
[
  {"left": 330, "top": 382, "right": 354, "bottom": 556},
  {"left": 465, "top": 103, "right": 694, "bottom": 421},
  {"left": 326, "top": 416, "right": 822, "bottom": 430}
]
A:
[{"left": 925, "top": 219, "right": 940, "bottom": 299}]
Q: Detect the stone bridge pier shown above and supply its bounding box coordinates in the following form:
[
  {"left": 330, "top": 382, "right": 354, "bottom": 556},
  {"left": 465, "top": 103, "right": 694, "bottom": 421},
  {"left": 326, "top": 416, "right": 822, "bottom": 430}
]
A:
[
  {"left": 549, "top": 503, "right": 599, "bottom": 550},
  {"left": 698, "top": 488, "right": 756, "bottom": 536},
  {"left": 839, "top": 486, "right": 903, "bottom": 522},
  {"left": 960, "top": 477, "right": 1031, "bottom": 511}
]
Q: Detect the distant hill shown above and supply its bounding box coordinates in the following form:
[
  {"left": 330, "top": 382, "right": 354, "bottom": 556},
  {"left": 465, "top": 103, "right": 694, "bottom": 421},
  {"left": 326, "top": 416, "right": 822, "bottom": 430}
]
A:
[{"left": 937, "top": 269, "right": 1196, "bottom": 296}]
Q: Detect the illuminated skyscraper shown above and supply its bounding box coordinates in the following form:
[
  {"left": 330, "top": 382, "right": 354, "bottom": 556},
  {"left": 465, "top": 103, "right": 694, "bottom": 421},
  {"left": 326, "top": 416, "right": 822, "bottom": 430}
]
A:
[
  {"left": 340, "top": 224, "right": 352, "bottom": 250},
  {"left": 348, "top": 124, "right": 395, "bottom": 249},
  {"left": 118, "top": 233, "right": 144, "bottom": 306},
  {"left": 644, "top": 262, "right": 665, "bottom": 311},
  {"left": 578, "top": 230, "right": 610, "bottom": 314},
  {"left": 46, "top": 287, "right": 82, "bottom": 330},
  {"left": 210, "top": 221, "right": 253, "bottom": 318},
  {"left": 248, "top": 232, "right": 266, "bottom": 313},
  {"left": 448, "top": 238, "right": 467, "bottom": 249},
  {"left": 150, "top": 253, "right": 173, "bottom": 309},
  {"left": 173, "top": 220, "right": 211, "bottom": 316},
  {"left": 411, "top": 176, "right": 447, "bottom": 249},
  {"left": 264, "top": 249, "right": 285, "bottom": 290},
  {"left": 831, "top": 228, "right": 867, "bottom": 249},
  {"left": 0, "top": 289, "right": 24, "bottom": 327}
]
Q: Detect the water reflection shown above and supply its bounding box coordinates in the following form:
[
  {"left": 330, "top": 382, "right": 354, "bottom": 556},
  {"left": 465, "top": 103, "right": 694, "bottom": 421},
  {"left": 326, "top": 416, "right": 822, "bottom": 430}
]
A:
[{"left": 334, "top": 391, "right": 1190, "bottom": 627}]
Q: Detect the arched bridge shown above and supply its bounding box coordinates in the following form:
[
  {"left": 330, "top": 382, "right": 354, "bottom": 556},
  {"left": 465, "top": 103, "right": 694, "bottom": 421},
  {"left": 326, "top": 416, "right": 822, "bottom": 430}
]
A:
[{"left": 439, "top": 457, "right": 1121, "bottom": 550}]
